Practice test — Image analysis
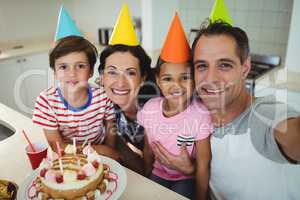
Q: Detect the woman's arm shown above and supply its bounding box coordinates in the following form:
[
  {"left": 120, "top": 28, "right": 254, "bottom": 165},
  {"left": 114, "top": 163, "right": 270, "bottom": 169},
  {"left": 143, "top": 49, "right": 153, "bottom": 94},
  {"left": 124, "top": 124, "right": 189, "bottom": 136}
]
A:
[
  {"left": 95, "top": 119, "right": 120, "bottom": 161},
  {"left": 195, "top": 137, "right": 211, "bottom": 200},
  {"left": 104, "top": 119, "right": 117, "bottom": 148},
  {"left": 143, "top": 133, "right": 155, "bottom": 177}
]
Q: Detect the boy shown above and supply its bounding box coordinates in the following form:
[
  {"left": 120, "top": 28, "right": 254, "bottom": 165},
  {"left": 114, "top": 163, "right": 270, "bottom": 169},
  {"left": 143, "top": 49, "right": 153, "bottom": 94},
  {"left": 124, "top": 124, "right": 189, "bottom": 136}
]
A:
[{"left": 32, "top": 36, "right": 119, "bottom": 160}]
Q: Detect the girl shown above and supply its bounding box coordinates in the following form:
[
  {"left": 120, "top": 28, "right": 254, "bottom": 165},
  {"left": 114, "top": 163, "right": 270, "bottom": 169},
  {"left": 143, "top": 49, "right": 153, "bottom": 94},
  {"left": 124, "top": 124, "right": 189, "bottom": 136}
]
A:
[{"left": 137, "top": 13, "right": 213, "bottom": 200}]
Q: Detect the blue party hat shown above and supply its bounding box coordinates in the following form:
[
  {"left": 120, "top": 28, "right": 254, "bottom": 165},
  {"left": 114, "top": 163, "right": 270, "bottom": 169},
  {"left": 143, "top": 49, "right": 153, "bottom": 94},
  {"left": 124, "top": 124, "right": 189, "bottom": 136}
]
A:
[{"left": 55, "top": 6, "right": 81, "bottom": 41}]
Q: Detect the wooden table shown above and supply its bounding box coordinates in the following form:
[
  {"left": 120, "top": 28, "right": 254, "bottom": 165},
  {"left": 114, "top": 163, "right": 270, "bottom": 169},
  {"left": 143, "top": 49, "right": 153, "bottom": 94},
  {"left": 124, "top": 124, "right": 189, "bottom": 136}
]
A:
[{"left": 0, "top": 103, "right": 187, "bottom": 200}]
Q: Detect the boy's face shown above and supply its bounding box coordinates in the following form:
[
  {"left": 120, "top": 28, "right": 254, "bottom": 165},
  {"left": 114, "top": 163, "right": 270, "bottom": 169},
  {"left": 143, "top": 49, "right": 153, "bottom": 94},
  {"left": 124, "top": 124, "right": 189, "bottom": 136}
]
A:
[
  {"left": 54, "top": 52, "right": 93, "bottom": 92},
  {"left": 156, "top": 62, "right": 194, "bottom": 107}
]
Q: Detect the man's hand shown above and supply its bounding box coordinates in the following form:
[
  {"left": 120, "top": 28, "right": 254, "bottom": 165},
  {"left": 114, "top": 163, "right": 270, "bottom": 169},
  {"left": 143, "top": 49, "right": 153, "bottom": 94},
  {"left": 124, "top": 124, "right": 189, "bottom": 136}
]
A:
[{"left": 152, "top": 141, "right": 195, "bottom": 175}]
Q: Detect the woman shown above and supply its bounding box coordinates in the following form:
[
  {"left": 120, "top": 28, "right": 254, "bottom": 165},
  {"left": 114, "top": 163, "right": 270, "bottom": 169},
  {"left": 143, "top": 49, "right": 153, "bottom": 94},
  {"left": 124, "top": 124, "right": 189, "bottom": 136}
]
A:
[{"left": 98, "top": 44, "right": 157, "bottom": 174}]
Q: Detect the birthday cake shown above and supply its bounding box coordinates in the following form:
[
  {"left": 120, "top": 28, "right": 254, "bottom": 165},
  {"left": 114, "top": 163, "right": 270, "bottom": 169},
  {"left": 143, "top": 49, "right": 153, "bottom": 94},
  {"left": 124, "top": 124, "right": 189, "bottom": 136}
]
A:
[{"left": 28, "top": 145, "right": 117, "bottom": 200}]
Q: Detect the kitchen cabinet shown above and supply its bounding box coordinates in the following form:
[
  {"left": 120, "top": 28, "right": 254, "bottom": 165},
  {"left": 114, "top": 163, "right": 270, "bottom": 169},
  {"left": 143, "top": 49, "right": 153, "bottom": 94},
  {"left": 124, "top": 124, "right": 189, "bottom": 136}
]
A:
[
  {"left": 0, "top": 52, "right": 49, "bottom": 116},
  {"left": 0, "top": 58, "right": 23, "bottom": 112}
]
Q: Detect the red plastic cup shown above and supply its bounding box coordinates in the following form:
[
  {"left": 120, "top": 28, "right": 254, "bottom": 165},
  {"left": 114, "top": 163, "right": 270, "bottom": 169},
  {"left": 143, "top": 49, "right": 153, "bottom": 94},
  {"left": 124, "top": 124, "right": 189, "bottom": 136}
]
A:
[{"left": 25, "top": 142, "right": 48, "bottom": 170}]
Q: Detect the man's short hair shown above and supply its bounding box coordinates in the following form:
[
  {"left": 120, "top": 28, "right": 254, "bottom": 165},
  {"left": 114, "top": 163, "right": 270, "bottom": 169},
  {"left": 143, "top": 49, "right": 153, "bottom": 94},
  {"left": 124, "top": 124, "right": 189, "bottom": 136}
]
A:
[
  {"left": 49, "top": 36, "right": 98, "bottom": 70},
  {"left": 191, "top": 20, "right": 250, "bottom": 64}
]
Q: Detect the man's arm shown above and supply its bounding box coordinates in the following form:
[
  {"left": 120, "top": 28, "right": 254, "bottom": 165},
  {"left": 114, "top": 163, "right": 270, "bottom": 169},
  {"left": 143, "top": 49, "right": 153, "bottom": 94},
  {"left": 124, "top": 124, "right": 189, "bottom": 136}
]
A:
[
  {"left": 195, "top": 137, "right": 211, "bottom": 200},
  {"left": 274, "top": 117, "right": 300, "bottom": 162},
  {"left": 152, "top": 142, "right": 195, "bottom": 175}
]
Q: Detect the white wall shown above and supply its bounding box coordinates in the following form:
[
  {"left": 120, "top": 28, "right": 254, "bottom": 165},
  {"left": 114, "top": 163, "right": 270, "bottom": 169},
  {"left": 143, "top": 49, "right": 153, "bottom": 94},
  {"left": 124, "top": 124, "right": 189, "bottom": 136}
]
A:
[
  {"left": 65, "top": 0, "right": 141, "bottom": 43},
  {"left": 0, "top": 0, "right": 141, "bottom": 47},
  {"left": 0, "top": 0, "right": 65, "bottom": 47},
  {"left": 141, "top": 0, "right": 180, "bottom": 61},
  {"left": 179, "top": 0, "right": 293, "bottom": 65},
  {"left": 285, "top": 0, "right": 299, "bottom": 72}
]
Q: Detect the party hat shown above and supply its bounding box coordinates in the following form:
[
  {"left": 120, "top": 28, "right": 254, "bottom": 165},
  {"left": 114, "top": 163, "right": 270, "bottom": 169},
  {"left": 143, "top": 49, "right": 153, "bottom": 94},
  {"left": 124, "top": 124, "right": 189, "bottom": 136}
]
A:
[
  {"left": 55, "top": 5, "right": 82, "bottom": 41},
  {"left": 109, "top": 4, "right": 139, "bottom": 46},
  {"left": 160, "top": 12, "right": 190, "bottom": 63},
  {"left": 210, "top": 0, "right": 233, "bottom": 25}
]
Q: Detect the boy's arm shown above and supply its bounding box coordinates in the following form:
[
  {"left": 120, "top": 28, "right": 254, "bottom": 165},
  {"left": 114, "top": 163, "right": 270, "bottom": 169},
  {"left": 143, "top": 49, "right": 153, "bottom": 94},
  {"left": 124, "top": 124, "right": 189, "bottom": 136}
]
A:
[
  {"left": 143, "top": 133, "right": 154, "bottom": 177},
  {"left": 44, "top": 125, "right": 120, "bottom": 161},
  {"left": 43, "top": 129, "right": 66, "bottom": 152},
  {"left": 195, "top": 137, "right": 211, "bottom": 200}
]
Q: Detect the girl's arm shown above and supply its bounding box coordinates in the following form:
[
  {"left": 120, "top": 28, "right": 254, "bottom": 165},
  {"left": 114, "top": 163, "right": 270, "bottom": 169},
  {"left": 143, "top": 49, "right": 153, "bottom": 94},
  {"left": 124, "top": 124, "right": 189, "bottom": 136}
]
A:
[
  {"left": 195, "top": 137, "right": 211, "bottom": 200},
  {"left": 143, "top": 133, "right": 155, "bottom": 177}
]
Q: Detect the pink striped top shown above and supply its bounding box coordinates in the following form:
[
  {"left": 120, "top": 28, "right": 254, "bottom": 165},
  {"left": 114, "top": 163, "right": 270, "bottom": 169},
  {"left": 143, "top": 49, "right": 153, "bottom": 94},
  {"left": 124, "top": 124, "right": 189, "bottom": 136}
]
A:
[{"left": 32, "top": 86, "right": 115, "bottom": 144}]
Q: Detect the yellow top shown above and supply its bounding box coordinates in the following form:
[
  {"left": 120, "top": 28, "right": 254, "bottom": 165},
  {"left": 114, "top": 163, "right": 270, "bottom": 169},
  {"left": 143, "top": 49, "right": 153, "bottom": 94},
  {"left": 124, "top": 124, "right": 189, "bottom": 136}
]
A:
[{"left": 109, "top": 4, "right": 139, "bottom": 46}]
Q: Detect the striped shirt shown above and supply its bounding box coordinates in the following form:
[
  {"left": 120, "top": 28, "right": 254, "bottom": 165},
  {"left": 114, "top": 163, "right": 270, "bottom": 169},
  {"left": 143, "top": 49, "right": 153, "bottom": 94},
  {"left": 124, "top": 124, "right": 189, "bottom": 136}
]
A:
[{"left": 32, "top": 86, "right": 115, "bottom": 144}]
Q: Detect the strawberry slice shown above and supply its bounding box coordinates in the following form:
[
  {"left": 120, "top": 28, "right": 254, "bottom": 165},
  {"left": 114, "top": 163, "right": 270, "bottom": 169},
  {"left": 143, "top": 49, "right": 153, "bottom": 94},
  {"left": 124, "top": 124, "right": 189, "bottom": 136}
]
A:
[
  {"left": 92, "top": 160, "right": 99, "bottom": 169},
  {"left": 77, "top": 171, "right": 86, "bottom": 180},
  {"left": 55, "top": 173, "right": 64, "bottom": 183},
  {"left": 39, "top": 168, "right": 48, "bottom": 178}
]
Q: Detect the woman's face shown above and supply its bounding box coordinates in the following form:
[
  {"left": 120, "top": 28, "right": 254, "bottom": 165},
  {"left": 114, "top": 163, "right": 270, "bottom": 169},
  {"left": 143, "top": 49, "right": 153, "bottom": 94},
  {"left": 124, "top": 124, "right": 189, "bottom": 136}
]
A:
[{"left": 102, "top": 51, "right": 144, "bottom": 109}]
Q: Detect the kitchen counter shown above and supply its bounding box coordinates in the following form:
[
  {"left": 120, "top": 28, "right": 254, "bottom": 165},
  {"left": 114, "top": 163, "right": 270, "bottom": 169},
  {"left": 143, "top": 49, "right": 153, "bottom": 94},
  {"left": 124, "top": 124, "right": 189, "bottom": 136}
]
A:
[
  {"left": 0, "top": 41, "right": 51, "bottom": 61},
  {"left": 0, "top": 103, "right": 187, "bottom": 200},
  {"left": 0, "top": 40, "right": 105, "bottom": 62}
]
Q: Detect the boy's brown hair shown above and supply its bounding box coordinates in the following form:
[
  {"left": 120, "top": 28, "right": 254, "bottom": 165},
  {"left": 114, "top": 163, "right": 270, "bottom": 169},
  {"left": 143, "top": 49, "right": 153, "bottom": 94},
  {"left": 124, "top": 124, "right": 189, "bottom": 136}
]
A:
[{"left": 49, "top": 36, "right": 98, "bottom": 70}]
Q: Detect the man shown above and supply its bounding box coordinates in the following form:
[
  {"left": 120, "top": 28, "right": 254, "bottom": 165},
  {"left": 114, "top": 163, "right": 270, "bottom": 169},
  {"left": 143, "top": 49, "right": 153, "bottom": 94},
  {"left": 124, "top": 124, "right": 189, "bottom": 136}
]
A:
[{"left": 152, "top": 21, "right": 300, "bottom": 200}]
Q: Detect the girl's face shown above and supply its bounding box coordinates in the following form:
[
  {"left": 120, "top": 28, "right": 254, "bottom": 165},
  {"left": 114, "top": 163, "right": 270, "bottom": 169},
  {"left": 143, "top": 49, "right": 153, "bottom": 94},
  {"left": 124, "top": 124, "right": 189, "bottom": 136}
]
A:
[
  {"left": 54, "top": 52, "right": 92, "bottom": 93},
  {"left": 157, "top": 62, "right": 194, "bottom": 106},
  {"left": 102, "top": 51, "right": 144, "bottom": 109}
]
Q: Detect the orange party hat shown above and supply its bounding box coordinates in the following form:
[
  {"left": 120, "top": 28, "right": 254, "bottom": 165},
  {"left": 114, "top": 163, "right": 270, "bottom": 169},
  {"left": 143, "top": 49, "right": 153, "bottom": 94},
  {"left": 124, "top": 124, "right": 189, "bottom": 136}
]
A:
[{"left": 160, "top": 12, "right": 190, "bottom": 63}]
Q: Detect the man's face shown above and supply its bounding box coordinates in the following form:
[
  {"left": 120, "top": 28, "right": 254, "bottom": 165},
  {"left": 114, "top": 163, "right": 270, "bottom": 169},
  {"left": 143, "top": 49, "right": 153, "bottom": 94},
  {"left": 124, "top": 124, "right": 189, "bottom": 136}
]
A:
[{"left": 193, "top": 35, "right": 250, "bottom": 112}]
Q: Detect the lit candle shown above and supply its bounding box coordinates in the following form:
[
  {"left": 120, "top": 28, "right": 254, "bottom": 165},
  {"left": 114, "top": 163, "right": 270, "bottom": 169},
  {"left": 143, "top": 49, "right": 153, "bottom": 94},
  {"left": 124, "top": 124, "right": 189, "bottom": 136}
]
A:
[
  {"left": 59, "top": 158, "right": 63, "bottom": 174},
  {"left": 73, "top": 137, "right": 76, "bottom": 155},
  {"left": 56, "top": 141, "right": 63, "bottom": 173},
  {"left": 49, "top": 148, "right": 53, "bottom": 161},
  {"left": 77, "top": 156, "right": 81, "bottom": 166},
  {"left": 81, "top": 138, "right": 88, "bottom": 148},
  {"left": 88, "top": 142, "right": 91, "bottom": 155}
]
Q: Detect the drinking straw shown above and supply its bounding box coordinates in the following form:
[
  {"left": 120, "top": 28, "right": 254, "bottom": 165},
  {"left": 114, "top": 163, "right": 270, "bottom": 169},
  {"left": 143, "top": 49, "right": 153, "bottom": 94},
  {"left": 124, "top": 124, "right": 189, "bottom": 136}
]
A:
[
  {"left": 56, "top": 141, "right": 62, "bottom": 157},
  {"left": 56, "top": 141, "right": 63, "bottom": 173},
  {"left": 22, "top": 130, "right": 36, "bottom": 152}
]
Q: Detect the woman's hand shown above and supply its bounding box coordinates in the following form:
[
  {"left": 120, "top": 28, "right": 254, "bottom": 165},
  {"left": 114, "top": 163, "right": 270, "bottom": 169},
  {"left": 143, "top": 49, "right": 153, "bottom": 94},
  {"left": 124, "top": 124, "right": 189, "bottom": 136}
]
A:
[{"left": 152, "top": 141, "right": 195, "bottom": 175}]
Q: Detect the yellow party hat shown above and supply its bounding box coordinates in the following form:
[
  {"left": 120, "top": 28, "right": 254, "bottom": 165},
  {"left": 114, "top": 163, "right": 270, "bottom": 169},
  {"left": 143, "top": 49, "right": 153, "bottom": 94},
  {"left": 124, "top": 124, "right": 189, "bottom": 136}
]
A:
[
  {"left": 210, "top": 0, "right": 233, "bottom": 25},
  {"left": 109, "top": 4, "right": 139, "bottom": 46}
]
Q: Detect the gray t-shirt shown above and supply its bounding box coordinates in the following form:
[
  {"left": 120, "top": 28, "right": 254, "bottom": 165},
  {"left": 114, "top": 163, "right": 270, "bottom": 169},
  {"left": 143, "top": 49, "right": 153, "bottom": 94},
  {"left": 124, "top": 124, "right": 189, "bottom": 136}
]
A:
[
  {"left": 212, "top": 95, "right": 299, "bottom": 163},
  {"left": 210, "top": 95, "right": 300, "bottom": 200}
]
